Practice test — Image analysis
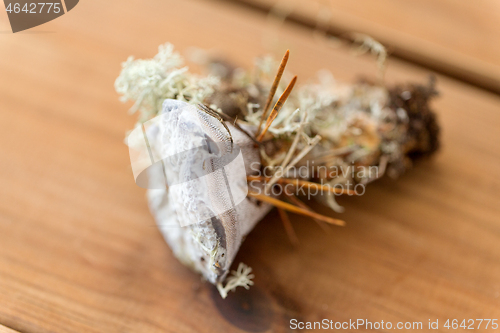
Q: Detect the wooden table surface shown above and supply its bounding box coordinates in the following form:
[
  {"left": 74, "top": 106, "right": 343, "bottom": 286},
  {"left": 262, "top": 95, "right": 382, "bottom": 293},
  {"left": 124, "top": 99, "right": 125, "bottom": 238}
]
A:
[
  {"left": 1, "top": 0, "right": 499, "bottom": 332},
  {"left": 238, "top": 0, "right": 500, "bottom": 94}
]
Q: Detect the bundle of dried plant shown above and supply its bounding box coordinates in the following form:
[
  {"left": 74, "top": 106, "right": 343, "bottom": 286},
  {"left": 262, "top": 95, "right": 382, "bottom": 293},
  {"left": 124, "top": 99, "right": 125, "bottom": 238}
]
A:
[{"left": 116, "top": 42, "right": 440, "bottom": 298}]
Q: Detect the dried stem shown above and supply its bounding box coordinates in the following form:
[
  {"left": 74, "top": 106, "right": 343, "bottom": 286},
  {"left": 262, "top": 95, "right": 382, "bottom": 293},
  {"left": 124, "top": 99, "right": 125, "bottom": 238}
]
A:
[
  {"left": 257, "top": 75, "right": 297, "bottom": 142},
  {"left": 312, "top": 145, "right": 359, "bottom": 161},
  {"left": 265, "top": 134, "right": 321, "bottom": 191},
  {"left": 257, "top": 49, "right": 290, "bottom": 135},
  {"left": 271, "top": 109, "right": 307, "bottom": 180},
  {"left": 247, "top": 191, "right": 345, "bottom": 226},
  {"left": 285, "top": 193, "right": 330, "bottom": 232}
]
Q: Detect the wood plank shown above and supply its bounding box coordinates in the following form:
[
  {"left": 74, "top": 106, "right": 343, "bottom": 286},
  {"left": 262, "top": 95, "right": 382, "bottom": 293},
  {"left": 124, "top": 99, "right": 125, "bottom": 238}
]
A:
[
  {"left": 0, "top": 0, "right": 499, "bottom": 332},
  {"left": 231, "top": 0, "right": 500, "bottom": 93},
  {"left": 0, "top": 325, "right": 19, "bottom": 333}
]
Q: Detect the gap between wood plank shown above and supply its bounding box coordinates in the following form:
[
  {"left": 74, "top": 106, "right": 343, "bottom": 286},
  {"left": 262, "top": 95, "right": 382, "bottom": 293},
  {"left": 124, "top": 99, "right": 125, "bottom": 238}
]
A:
[
  {"left": 0, "top": 324, "right": 21, "bottom": 333},
  {"left": 216, "top": 0, "right": 500, "bottom": 95}
]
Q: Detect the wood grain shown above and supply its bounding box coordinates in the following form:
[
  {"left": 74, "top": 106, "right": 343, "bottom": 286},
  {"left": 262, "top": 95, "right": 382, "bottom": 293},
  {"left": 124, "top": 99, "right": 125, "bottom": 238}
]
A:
[
  {"left": 0, "top": 0, "right": 499, "bottom": 332},
  {"left": 231, "top": 0, "right": 500, "bottom": 94}
]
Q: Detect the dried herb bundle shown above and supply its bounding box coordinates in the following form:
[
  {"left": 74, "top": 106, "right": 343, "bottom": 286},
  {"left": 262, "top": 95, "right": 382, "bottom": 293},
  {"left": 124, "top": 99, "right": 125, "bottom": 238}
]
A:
[{"left": 116, "top": 43, "right": 439, "bottom": 298}]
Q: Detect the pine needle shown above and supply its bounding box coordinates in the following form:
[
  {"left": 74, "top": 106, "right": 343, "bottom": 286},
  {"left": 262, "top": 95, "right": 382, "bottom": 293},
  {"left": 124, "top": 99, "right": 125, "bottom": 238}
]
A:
[
  {"left": 257, "top": 75, "right": 297, "bottom": 142},
  {"left": 285, "top": 193, "right": 330, "bottom": 232},
  {"left": 247, "top": 191, "right": 345, "bottom": 226},
  {"left": 257, "top": 49, "right": 290, "bottom": 135}
]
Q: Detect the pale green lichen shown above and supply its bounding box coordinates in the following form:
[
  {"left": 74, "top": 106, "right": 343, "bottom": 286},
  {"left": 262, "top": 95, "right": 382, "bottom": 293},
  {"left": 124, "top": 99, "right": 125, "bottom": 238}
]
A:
[
  {"left": 351, "top": 33, "right": 387, "bottom": 81},
  {"left": 216, "top": 262, "right": 255, "bottom": 299},
  {"left": 115, "top": 43, "right": 220, "bottom": 124}
]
